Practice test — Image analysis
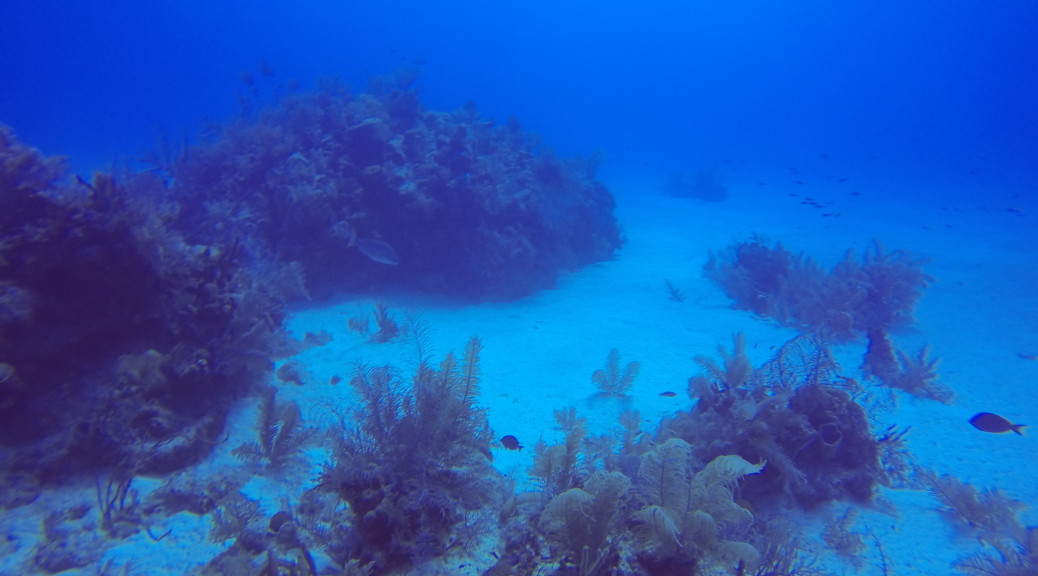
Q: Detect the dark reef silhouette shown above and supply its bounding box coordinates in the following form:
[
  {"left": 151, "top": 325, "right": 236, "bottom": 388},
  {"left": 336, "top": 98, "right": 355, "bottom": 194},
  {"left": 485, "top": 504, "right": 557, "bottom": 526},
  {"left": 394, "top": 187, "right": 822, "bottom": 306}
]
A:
[{"left": 163, "top": 78, "right": 623, "bottom": 300}]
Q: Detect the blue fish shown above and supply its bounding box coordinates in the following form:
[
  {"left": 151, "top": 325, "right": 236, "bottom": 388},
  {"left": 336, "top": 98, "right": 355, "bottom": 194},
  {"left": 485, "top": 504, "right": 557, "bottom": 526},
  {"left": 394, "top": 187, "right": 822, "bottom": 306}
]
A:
[{"left": 969, "top": 412, "right": 1026, "bottom": 435}]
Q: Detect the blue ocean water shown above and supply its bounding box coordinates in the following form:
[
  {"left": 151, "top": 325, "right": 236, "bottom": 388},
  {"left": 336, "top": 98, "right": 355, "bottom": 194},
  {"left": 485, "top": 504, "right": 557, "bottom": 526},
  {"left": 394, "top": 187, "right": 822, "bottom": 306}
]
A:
[
  {"left": 1, "top": 1, "right": 1036, "bottom": 574},
  {"left": 3, "top": 1, "right": 1036, "bottom": 200}
]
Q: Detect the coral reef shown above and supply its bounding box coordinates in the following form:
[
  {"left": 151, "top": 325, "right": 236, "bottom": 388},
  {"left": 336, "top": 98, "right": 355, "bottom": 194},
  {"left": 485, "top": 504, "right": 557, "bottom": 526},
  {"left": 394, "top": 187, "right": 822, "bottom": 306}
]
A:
[
  {"left": 0, "top": 127, "right": 288, "bottom": 480},
  {"left": 631, "top": 441, "right": 763, "bottom": 573},
  {"left": 316, "top": 337, "right": 504, "bottom": 570},
  {"left": 163, "top": 79, "right": 622, "bottom": 300},
  {"left": 666, "top": 335, "right": 883, "bottom": 509},
  {"left": 539, "top": 471, "right": 631, "bottom": 574},
  {"left": 32, "top": 505, "right": 107, "bottom": 573},
  {"left": 201, "top": 491, "right": 326, "bottom": 575},
  {"left": 2, "top": 71, "right": 1017, "bottom": 576},
  {"left": 488, "top": 336, "right": 887, "bottom": 575},
  {"left": 1, "top": 71, "right": 621, "bottom": 486},
  {"left": 705, "top": 238, "right": 933, "bottom": 341},
  {"left": 529, "top": 407, "right": 589, "bottom": 498},
  {"left": 822, "top": 507, "right": 867, "bottom": 570}
]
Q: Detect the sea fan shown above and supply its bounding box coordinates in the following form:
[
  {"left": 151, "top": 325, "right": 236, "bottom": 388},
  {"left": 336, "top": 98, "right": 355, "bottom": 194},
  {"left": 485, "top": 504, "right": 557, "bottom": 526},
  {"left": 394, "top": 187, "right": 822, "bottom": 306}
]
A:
[
  {"left": 748, "top": 334, "right": 839, "bottom": 391},
  {"left": 539, "top": 471, "right": 630, "bottom": 568},
  {"left": 633, "top": 440, "right": 764, "bottom": 571}
]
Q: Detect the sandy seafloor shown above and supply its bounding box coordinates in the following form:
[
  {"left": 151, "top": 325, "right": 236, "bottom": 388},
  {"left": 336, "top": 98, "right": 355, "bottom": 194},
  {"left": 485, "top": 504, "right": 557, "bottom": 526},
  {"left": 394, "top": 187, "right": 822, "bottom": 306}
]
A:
[{"left": 1, "top": 172, "right": 1035, "bottom": 575}]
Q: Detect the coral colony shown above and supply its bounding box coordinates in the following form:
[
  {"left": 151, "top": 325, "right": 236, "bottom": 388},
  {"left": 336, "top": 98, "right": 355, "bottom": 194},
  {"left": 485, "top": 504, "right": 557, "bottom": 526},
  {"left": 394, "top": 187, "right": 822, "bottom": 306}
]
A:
[{"left": 1, "top": 79, "right": 1032, "bottom": 575}]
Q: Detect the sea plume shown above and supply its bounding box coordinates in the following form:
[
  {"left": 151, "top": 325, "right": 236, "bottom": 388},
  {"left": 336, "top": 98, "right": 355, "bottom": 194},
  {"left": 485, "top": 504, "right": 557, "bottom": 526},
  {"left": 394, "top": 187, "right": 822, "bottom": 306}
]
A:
[{"left": 592, "top": 348, "right": 640, "bottom": 399}]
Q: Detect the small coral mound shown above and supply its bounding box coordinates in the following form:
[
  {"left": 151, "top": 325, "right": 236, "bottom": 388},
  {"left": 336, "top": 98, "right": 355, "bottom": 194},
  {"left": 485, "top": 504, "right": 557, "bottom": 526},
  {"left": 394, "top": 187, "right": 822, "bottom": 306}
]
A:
[
  {"left": 705, "top": 238, "right": 933, "bottom": 340},
  {"left": 665, "top": 334, "right": 885, "bottom": 509}
]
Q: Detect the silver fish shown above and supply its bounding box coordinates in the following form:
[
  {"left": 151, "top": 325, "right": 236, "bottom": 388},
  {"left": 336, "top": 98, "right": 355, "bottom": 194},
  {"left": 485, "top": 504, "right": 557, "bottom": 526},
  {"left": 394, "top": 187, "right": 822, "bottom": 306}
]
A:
[{"left": 355, "top": 238, "right": 399, "bottom": 265}]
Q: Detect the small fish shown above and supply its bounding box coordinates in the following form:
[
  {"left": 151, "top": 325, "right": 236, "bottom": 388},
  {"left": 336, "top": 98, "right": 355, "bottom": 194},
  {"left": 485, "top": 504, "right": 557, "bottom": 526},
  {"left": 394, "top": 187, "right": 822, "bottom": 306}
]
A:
[
  {"left": 355, "top": 238, "right": 400, "bottom": 265},
  {"left": 269, "top": 511, "right": 292, "bottom": 533},
  {"left": 500, "top": 435, "right": 523, "bottom": 451},
  {"left": 329, "top": 375, "right": 342, "bottom": 385},
  {"left": 659, "top": 391, "right": 678, "bottom": 398},
  {"left": 1017, "top": 353, "right": 1038, "bottom": 361},
  {"left": 0, "top": 362, "right": 15, "bottom": 385},
  {"left": 969, "top": 412, "right": 1026, "bottom": 435}
]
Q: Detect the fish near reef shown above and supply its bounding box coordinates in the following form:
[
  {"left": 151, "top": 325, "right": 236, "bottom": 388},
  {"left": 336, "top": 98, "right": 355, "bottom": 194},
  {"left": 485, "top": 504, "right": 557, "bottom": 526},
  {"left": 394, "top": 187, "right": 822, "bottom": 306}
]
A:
[
  {"left": 355, "top": 238, "right": 400, "bottom": 266},
  {"left": 269, "top": 511, "right": 293, "bottom": 533},
  {"left": 336, "top": 220, "right": 400, "bottom": 265},
  {"left": 500, "top": 435, "right": 523, "bottom": 451},
  {"left": 969, "top": 412, "right": 1026, "bottom": 435}
]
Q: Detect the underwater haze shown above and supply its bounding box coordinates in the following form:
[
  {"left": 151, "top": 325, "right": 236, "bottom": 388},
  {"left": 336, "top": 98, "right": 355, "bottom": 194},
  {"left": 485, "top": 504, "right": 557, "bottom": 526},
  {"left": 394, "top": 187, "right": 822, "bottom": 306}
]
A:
[
  {"left": 4, "top": 1, "right": 1037, "bottom": 195},
  {"left": 1, "top": 1, "right": 1037, "bottom": 575}
]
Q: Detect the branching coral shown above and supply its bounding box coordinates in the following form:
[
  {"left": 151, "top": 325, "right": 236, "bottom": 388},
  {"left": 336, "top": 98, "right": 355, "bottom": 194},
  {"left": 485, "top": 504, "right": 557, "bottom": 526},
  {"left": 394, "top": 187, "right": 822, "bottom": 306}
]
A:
[
  {"left": 922, "top": 471, "right": 1036, "bottom": 576},
  {"left": 689, "top": 333, "right": 753, "bottom": 409},
  {"left": 316, "top": 337, "right": 502, "bottom": 570},
  {"left": 369, "top": 301, "right": 399, "bottom": 343},
  {"left": 530, "top": 408, "right": 588, "bottom": 498},
  {"left": 953, "top": 528, "right": 1037, "bottom": 576},
  {"left": 863, "top": 329, "right": 954, "bottom": 403},
  {"left": 698, "top": 333, "right": 751, "bottom": 387},
  {"left": 232, "top": 386, "right": 316, "bottom": 469},
  {"left": 592, "top": 348, "right": 640, "bottom": 399},
  {"left": 706, "top": 238, "right": 933, "bottom": 341},
  {"left": 923, "top": 470, "right": 1028, "bottom": 545},
  {"left": 668, "top": 335, "right": 884, "bottom": 510}
]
